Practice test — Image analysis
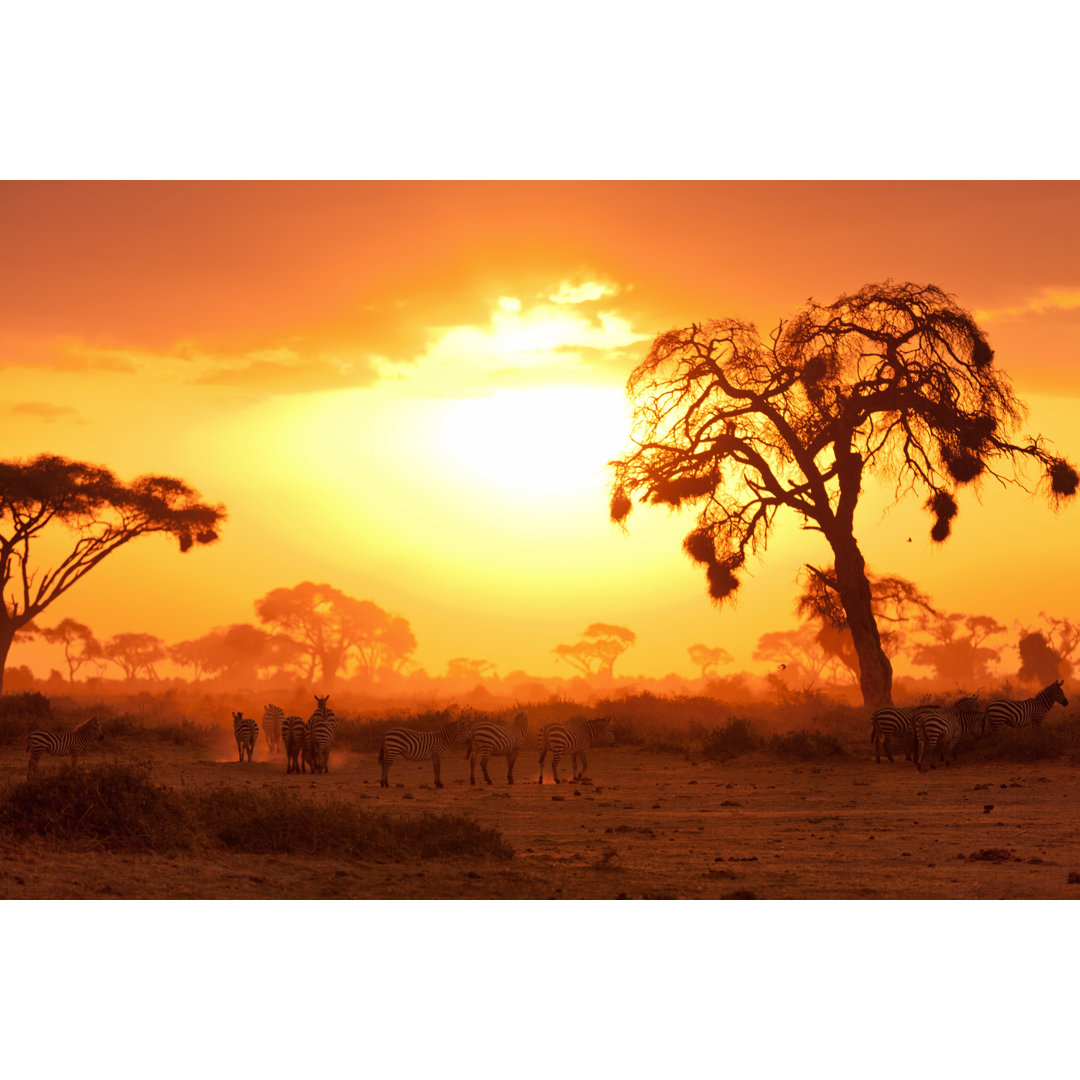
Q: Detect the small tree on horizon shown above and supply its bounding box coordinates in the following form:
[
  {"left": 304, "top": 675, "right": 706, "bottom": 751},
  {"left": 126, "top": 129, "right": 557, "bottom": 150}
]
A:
[
  {"left": 609, "top": 281, "right": 1078, "bottom": 707},
  {"left": 104, "top": 632, "right": 167, "bottom": 680},
  {"left": 553, "top": 623, "right": 636, "bottom": 678},
  {"left": 0, "top": 454, "right": 225, "bottom": 695},
  {"left": 38, "top": 618, "right": 104, "bottom": 683},
  {"left": 687, "top": 643, "right": 733, "bottom": 680}
]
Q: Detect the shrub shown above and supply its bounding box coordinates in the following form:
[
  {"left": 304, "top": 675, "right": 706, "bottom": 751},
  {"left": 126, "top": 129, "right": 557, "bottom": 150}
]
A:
[
  {"left": 766, "top": 730, "right": 846, "bottom": 761},
  {"left": 963, "top": 715, "right": 1080, "bottom": 763},
  {"left": 0, "top": 763, "right": 192, "bottom": 851},
  {"left": 0, "top": 692, "right": 54, "bottom": 746},
  {"left": 700, "top": 718, "right": 763, "bottom": 761}
]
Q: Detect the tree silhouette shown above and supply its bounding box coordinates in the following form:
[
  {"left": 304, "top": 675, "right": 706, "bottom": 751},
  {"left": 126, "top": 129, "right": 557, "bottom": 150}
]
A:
[
  {"left": 687, "top": 643, "right": 733, "bottom": 680},
  {"left": 38, "top": 618, "right": 104, "bottom": 683},
  {"left": 171, "top": 623, "right": 302, "bottom": 684},
  {"left": 104, "top": 632, "right": 167, "bottom": 680},
  {"left": 446, "top": 657, "right": 496, "bottom": 682},
  {"left": 753, "top": 625, "right": 850, "bottom": 688},
  {"left": 1035, "top": 613, "right": 1080, "bottom": 677},
  {"left": 609, "top": 282, "right": 1078, "bottom": 706},
  {"left": 0, "top": 454, "right": 224, "bottom": 694},
  {"left": 909, "top": 612, "right": 1006, "bottom": 685},
  {"left": 553, "top": 623, "right": 636, "bottom": 678},
  {"left": 255, "top": 582, "right": 416, "bottom": 684},
  {"left": 1017, "top": 630, "right": 1063, "bottom": 685},
  {"left": 797, "top": 565, "right": 938, "bottom": 681}
]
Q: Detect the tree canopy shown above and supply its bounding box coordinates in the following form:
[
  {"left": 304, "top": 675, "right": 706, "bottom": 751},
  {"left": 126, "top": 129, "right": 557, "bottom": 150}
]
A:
[
  {"left": 553, "top": 623, "right": 636, "bottom": 678},
  {"left": 0, "top": 453, "right": 225, "bottom": 693},
  {"left": 609, "top": 282, "right": 1078, "bottom": 706}
]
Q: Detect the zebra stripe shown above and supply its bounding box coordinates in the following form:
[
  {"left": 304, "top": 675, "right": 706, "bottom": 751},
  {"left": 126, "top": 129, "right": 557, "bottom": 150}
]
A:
[
  {"left": 308, "top": 695, "right": 338, "bottom": 774},
  {"left": 379, "top": 718, "right": 467, "bottom": 788},
  {"left": 280, "top": 715, "right": 307, "bottom": 774},
  {"left": 466, "top": 709, "right": 529, "bottom": 785},
  {"left": 232, "top": 711, "right": 259, "bottom": 762},
  {"left": 26, "top": 716, "right": 102, "bottom": 779},
  {"left": 537, "top": 716, "right": 614, "bottom": 784},
  {"left": 981, "top": 680, "right": 1068, "bottom": 735},
  {"left": 262, "top": 704, "right": 284, "bottom": 754},
  {"left": 914, "top": 694, "right": 981, "bottom": 771},
  {"left": 870, "top": 706, "right": 917, "bottom": 764}
]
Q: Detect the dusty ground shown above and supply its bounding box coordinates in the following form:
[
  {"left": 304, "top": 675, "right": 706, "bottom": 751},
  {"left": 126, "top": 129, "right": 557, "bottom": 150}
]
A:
[{"left": 1, "top": 737, "right": 1077, "bottom": 899}]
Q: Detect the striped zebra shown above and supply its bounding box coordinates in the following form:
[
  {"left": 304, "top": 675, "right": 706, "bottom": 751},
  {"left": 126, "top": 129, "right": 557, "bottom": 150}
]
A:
[
  {"left": 914, "top": 694, "right": 981, "bottom": 771},
  {"left": 870, "top": 706, "right": 917, "bottom": 764},
  {"left": 308, "top": 694, "right": 338, "bottom": 774},
  {"left": 466, "top": 708, "right": 529, "bottom": 785},
  {"left": 537, "top": 716, "right": 614, "bottom": 784},
  {"left": 280, "top": 715, "right": 307, "bottom": 774},
  {"left": 981, "top": 679, "right": 1068, "bottom": 736},
  {"left": 262, "top": 704, "right": 284, "bottom": 755},
  {"left": 379, "top": 718, "right": 468, "bottom": 788},
  {"left": 232, "top": 711, "right": 259, "bottom": 762},
  {"left": 26, "top": 716, "right": 103, "bottom": 779}
]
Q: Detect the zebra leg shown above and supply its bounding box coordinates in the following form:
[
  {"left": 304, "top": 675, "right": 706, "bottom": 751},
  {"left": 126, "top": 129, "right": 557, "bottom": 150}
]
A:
[
  {"left": 481, "top": 756, "right": 493, "bottom": 785},
  {"left": 469, "top": 752, "right": 477, "bottom": 785},
  {"left": 574, "top": 751, "right": 588, "bottom": 780},
  {"left": 884, "top": 736, "right": 894, "bottom": 764},
  {"left": 873, "top": 732, "right": 881, "bottom": 764},
  {"left": 538, "top": 748, "right": 547, "bottom": 784},
  {"left": 26, "top": 752, "right": 39, "bottom": 780},
  {"left": 552, "top": 753, "right": 563, "bottom": 783},
  {"left": 380, "top": 756, "right": 390, "bottom": 786},
  {"left": 507, "top": 752, "right": 517, "bottom": 784},
  {"left": 433, "top": 754, "right": 443, "bottom": 789}
]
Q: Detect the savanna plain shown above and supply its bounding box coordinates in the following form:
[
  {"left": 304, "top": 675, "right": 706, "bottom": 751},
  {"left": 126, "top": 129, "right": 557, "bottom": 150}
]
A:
[{"left": 1, "top": 693, "right": 1077, "bottom": 900}]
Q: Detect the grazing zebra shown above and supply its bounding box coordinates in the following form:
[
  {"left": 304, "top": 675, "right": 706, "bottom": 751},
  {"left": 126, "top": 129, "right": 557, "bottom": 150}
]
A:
[
  {"left": 262, "top": 704, "right": 284, "bottom": 754},
  {"left": 466, "top": 709, "right": 529, "bottom": 785},
  {"left": 379, "top": 718, "right": 468, "bottom": 788},
  {"left": 981, "top": 680, "right": 1068, "bottom": 736},
  {"left": 914, "top": 694, "right": 981, "bottom": 771},
  {"left": 308, "top": 695, "right": 338, "bottom": 774},
  {"left": 280, "top": 715, "right": 307, "bottom": 774},
  {"left": 26, "top": 716, "right": 103, "bottom": 779},
  {"left": 870, "top": 706, "right": 918, "bottom": 764},
  {"left": 232, "top": 711, "right": 259, "bottom": 762},
  {"left": 537, "top": 716, "right": 614, "bottom": 784}
]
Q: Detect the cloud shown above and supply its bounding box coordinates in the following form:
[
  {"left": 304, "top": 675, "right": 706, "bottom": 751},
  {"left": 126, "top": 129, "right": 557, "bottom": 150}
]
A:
[
  {"left": 192, "top": 349, "right": 382, "bottom": 393},
  {"left": 977, "top": 288, "right": 1080, "bottom": 322},
  {"left": 8, "top": 401, "right": 85, "bottom": 423},
  {"left": 548, "top": 280, "right": 618, "bottom": 305}
]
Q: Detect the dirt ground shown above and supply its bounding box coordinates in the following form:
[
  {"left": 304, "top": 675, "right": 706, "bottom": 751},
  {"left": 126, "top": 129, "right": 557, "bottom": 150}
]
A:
[{"left": 1, "top": 737, "right": 1077, "bottom": 899}]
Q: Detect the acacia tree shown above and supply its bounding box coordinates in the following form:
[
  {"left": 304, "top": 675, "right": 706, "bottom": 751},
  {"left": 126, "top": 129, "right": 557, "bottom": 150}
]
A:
[
  {"left": 553, "top": 623, "right": 636, "bottom": 678},
  {"left": 909, "top": 612, "right": 1007, "bottom": 685},
  {"left": 104, "top": 632, "right": 167, "bottom": 680},
  {"left": 688, "top": 643, "right": 733, "bottom": 679},
  {"left": 38, "top": 618, "right": 104, "bottom": 683},
  {"left": 171, "top": 624, "right": 303, "bottom": 684},
  {"left": 609, "top": 282, "right": 1078, "bottom": 707},
  {"left": 0, "top": 454, "right": 225, "bottom": 694},
  {"left": 255, "top": 582, "right": 416, "bottom": 684}
]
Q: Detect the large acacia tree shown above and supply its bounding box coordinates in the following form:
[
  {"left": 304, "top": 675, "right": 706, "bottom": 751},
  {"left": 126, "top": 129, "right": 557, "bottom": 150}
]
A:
[
  {"left": 609, "top": 282, "right": 1078, "bottom": 707},
  {"left": 0, "top": 454, "right": 225, "bottom": 694}
]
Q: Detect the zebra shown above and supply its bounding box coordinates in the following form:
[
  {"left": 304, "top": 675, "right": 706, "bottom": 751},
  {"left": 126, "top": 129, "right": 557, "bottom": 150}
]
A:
[
  {"left": 981, "top": 679, "right": 1068, "bottom": 736},
  {"left": 465, "top": 708, "right": 529, "bottom": 785},
  {"left": 280, "top": 715, "right": 307, "bottom": 774},
  {"left": 26, "top": 716, "right": 103, "bottom": 779},
  {"left": 232, "top": 711, "right": 259, "bottom": 762},
  {"left": 537, "top": 716, "right": 614, "bottom": 784},
  {"left": 870, "top": 706, "right": 918, "bottom": 764},
  {"left": 378, "top": 718, "right": 468, "bottom": 788},
  {"left": 262, "top": 704, "right": 284, "bottom": 755},
  {"left": 308, "top": 694, "right": 338, "bottom": 774},
  {"left": 914, "top": 694, "right": 981, "bottom": 771}
]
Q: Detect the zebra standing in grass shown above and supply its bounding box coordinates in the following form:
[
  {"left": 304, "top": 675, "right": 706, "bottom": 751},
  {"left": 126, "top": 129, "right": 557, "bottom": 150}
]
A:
[
  {"left": 233, "top": 711, "right": 259, "bottom": 762},
  {"left": 870, "top": 706, "right": 918, "bottom": 764},
  {"left": 466, "top": 708, "right": 529, "bottom": 785},
  {"left": 914, "top": 694, "right": 982, "bottom": 771},
  {"left": 280, "top": 714, "right": 307, "bottom": 774},
  {"left": 26, "top": 716, "right": 103, "bottom": 779},
  {"left": 981, "top": 679, "right": 1068, "bottom": 736},
  {"left": 262, "top": 704, "right": 283, "bottom": 755},
  {"left": 379, "top": 718, "right": 468, "bottom": 788},
  {"left": 308, "top": 695, "right": 338, "bottom": 774},
  {"left": 537, "top": 716, "right": 614, "bottom": 784}
]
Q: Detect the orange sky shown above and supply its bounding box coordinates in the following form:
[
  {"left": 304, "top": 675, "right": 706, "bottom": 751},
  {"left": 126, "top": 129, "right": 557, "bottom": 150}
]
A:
[{"left": 3, "top": 181, "right": 1080, "bottom": 682}]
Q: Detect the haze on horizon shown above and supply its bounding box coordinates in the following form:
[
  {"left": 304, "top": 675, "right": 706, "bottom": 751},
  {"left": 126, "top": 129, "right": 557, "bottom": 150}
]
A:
[{"left": 3, "top": 181, "right": 1079, "bottom": 687}]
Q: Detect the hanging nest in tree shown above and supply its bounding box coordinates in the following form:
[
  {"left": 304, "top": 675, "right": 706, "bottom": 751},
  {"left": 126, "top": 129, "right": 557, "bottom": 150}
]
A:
[
  {"left": 706, "top": 557, "right": 742, "bottom": 602},
  {"left": 649, "top": 474, "right": 716, "bottom": 508},
  {"left": 971, "top": 336, "right": 994, "bottom": 371},
  {"left": 683, "top": 529, "right": 715, "bottom": 565},
  {"left": 927, "top": 489, "right": 958, "bottom": 543},
  {"left": 609, "top": 488, "right": 632, "bottom": 524},
  {"left": 941, "top": 444, "right": 985, "bottom": 484},
  {"left": 1049, "top": 459, "right": 1079, "bottom": 498}
]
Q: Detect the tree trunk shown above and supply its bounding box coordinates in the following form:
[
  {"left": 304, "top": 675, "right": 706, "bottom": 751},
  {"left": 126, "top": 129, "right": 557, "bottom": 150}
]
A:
[
  {"left": 827, "top": 531, "right": 893, "bottom": 708},
  {"left": 0, "top": 621, "right": 16, "bottom": 697}
]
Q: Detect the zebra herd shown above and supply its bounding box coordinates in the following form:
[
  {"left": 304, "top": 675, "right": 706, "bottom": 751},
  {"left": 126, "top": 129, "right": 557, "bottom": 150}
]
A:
[{"left": 870, "top": 679, "right": 1068, "bottom": 771}]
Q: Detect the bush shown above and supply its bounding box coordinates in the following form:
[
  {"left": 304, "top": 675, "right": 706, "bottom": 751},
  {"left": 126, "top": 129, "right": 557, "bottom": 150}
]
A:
[
  {"left": 0, "top": 692, "right": 54, "bottom": 746},
  {"left": 0, "top": 764, "right": 515, "bottom": 859},
  {"left": 766, "top": 730, "right": 846, "bottom": 761},
  {"left": 701, "top": 718, "right": 763, "bottom": 761},
  {"left": 0, "top": 763, "right": 192, "bottom": 850},
  {"left": 963, "top": 716, "right": 1080, "bottom": 763}
]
